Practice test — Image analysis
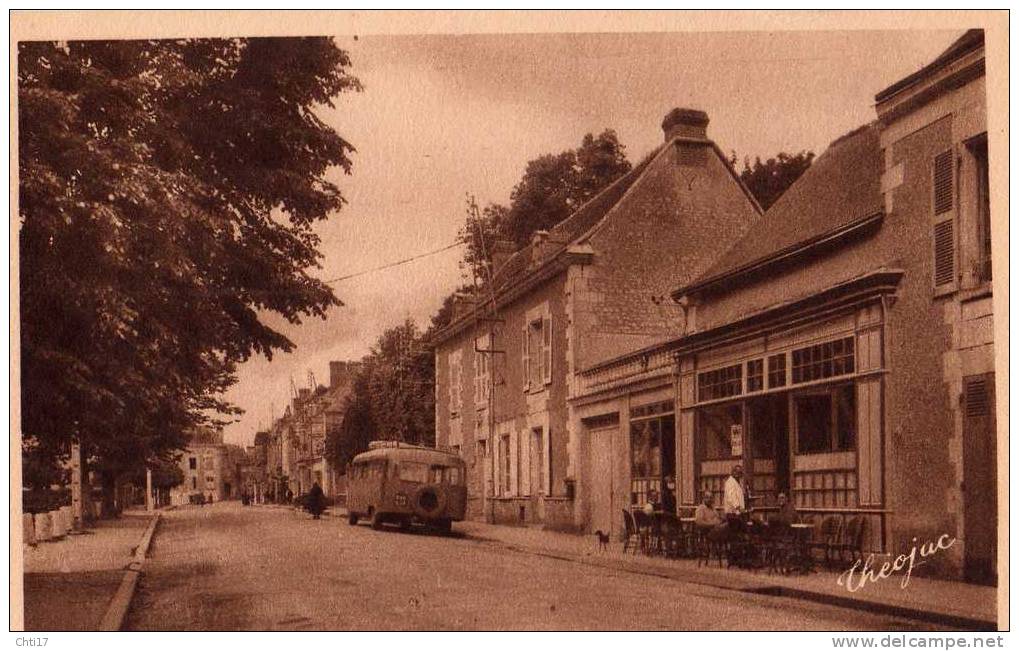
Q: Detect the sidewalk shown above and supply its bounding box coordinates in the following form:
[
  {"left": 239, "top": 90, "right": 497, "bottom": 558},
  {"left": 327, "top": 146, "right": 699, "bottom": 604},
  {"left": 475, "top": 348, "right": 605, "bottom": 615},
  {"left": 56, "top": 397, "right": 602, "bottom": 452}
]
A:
[
  {"left": 454, "top": 520, "right": 999, "bottom": 630},
  {"left": 22, "top": 514, "right": 150, "bottom": 631}
]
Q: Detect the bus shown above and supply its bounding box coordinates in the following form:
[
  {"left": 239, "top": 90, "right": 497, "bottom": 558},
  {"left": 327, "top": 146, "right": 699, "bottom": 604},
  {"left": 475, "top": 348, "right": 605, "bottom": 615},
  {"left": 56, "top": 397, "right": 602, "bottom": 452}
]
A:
[{"left": 346, "top": 441, "right": 467, "bottom": 532}]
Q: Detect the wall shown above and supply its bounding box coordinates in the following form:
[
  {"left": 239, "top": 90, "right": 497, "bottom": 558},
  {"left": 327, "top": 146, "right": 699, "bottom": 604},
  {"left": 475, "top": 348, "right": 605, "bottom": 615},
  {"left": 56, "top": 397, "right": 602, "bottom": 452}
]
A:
[{"left": 572, "top": 142, "right": 760, "bottom": 371}]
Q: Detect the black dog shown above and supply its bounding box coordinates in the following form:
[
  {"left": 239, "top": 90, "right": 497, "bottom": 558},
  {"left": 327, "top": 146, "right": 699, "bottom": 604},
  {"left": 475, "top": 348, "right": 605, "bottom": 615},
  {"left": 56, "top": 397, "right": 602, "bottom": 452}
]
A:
[{"left": 594, "top": 530, "right": 610, "bottom": 551}]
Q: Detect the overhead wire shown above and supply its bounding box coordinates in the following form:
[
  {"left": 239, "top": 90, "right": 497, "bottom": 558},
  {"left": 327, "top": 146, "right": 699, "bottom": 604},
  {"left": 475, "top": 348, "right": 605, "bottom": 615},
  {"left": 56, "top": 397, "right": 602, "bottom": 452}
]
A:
[{"left": 321, "top": 241, "right": 463, "bottom": 284}]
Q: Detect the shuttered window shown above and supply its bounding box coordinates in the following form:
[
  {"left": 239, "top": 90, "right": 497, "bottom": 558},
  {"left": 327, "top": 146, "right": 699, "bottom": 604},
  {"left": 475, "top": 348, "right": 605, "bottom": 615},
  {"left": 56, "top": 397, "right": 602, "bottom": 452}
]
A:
[
  {"left": 541, "top": 309, "right": 553, "bottom": 385},
  {"left": 933, "top": 219, "right": 955, "bottom": 286},
  {"left": 932, "top": 150, "right": 957, "bottom": 291},
  {"left": 965, "top": 376, "right": 990, "bottom": 418},
  {"left": 933, "top": 150, "right": 954, "bottom": 215}
]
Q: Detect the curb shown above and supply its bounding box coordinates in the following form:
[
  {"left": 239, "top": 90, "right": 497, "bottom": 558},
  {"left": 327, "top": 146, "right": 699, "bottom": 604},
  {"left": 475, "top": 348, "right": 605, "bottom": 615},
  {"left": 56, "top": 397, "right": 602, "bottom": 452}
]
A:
[
  {"left": 97, "top": 512, "right": 160, "bottom": 631},
  {"left": 466, "top": 532, "right": 996, "bottom": 631}
]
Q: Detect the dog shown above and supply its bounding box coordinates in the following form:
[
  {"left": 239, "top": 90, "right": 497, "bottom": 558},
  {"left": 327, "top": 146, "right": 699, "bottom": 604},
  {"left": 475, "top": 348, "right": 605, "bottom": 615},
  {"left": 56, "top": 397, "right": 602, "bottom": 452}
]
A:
[{"left": 594, "top": 530, "right": 610, "bottom": 552}]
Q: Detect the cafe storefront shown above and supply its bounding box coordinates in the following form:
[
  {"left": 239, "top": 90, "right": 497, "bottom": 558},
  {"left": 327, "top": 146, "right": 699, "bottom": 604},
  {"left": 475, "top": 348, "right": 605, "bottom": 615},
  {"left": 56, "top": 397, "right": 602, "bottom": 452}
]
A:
[{"left": 675, "top": 284, "right": 896, "bottom": 554}]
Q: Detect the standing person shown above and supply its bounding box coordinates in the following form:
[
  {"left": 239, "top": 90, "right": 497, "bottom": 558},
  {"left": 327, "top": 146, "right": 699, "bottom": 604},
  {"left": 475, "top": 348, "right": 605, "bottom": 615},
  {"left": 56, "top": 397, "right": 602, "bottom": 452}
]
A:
[
  {"left": 723, "top": 464, "right": 746, "bottom": 517},
  {"left": 306, "top": 482, "right": 326, "bottom": 519}
]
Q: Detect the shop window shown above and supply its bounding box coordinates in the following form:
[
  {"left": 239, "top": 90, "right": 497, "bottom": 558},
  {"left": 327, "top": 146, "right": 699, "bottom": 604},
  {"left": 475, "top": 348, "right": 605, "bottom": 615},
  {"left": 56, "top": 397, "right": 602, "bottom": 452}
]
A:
[
  {"left": 630, "top": 419, "right": 662, "bottom": 478},
  {"left": 698, "top": 403, "right": 743, "bottom": 460},
  {"left": 698, "top": 364, "right": 742, "bottom": 401},
  {"left": 794, "top": 384, "right": 856, "bottom": 454},
  {"left": 767, "top": 353, "right": 786, "bottom": 388},
  {"left": 791, "top": 337, "right": 854, "bottom": 384},
  {"left": 746, "top": 359, "right": 764, "bottom": 392},
  {"left": 630, "top": 400, "right": 674, "bottom": 419},
  {"left": 629, "top": 413, "right": 675, "bottom": 506}
]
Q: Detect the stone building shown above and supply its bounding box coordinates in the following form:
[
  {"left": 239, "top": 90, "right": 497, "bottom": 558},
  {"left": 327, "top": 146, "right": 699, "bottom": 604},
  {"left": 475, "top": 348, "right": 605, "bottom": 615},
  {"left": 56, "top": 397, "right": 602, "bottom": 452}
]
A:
[
  {"left": 170, "top": 427, "right": 239, "bottom": 504},
  {"left": 433, "top": 107, "right": 761, "bottom": 528},
  {"left": 571, "top": 30, "right": 995, "bottom": 583}
]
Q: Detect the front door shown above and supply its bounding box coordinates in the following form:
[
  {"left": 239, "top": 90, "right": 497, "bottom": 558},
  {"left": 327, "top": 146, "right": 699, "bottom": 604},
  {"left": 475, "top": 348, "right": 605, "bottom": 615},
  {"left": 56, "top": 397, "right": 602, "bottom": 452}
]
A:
[
  {"left": 588, "top": 427, "right": 616, "bottom": 537},
  {"left": 963, "top": 373, "right": 997, "bottom": 585}
]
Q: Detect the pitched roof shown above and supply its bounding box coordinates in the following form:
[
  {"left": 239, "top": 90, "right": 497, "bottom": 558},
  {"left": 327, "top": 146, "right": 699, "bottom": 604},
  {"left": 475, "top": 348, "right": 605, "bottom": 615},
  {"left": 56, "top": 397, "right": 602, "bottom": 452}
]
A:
[
  {"left": 434, "top": 147, "right": 661, "bottom": 341},
  {"left": 875, "top": 29, "right": 984, "bottom": 104},
  {"left": 674, "top": 122, "right": 883, "bottom": 298}
]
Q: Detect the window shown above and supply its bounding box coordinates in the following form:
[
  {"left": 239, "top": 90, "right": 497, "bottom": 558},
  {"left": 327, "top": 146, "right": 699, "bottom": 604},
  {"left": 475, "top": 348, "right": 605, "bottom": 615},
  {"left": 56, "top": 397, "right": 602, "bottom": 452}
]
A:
[
  {"left": 189, "top": 457, "right": 197, "bottom": 470},
  {"left": 442, "top": 466, "right": 462, "bottom": 486},
  {"left": 529, "top": 428, "right": 544, "bottom": 496},
  {"left": 698, "top": 403, "right": 743, "bottom": 460},
  {"left": 932, "top": 149, "right": 956, "bottom": 289},
  {"left": 397, "top": 462, "right": 430, "bottom": 483},
  {"left": 767, "top": 354, "right": 786, "bottom": 388},
  {"left": 449, "top": 349, "right": 463, "bottom": 416},
  {"left": 791, "top": 337, "right": 854, "bottom": 384},
  {"left": 697, "top": 364, "right": 742, "bottom": 401},
  {"left": 498, "top": 434, "right": 510, "bottom": 495},
  {"left": 630, "top": 419, "right": 662, "bottom": 478},
  {"left": 794, "top": 384, "right": 856, "bottom": 454},
  {"left": 522, "top": 308, "right": 552, "bottom": 391},
  {"left": 474, "top": 334, "right": 491, "bottom": 406},
  {"left": 746, "top": 359, "right": 764, "bottom": 392},
  {"left": 969, "top": 135, "right": 991, "bottom": 282}
]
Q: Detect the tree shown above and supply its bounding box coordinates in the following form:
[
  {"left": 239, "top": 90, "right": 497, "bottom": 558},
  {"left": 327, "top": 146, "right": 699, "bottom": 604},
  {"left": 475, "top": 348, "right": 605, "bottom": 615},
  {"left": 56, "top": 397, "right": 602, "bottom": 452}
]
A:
[
  {"left": 733, "top": 150, "right": 815, "bottom": 211},
  {"left": 325, "top": 320, "right": 436, "bottom": 470},
  {"left": 18, "top": 38, "right": 361, "bottom": 512},
  {"left": 456, "top": 129, "right": 632, "bottom": 280}
]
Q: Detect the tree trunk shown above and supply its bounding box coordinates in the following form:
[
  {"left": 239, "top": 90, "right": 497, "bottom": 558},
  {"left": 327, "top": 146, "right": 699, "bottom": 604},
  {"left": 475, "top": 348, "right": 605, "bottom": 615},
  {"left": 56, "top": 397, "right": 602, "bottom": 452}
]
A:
[{"left": 99, "top": 469, "right": 120, "bottom": 519}]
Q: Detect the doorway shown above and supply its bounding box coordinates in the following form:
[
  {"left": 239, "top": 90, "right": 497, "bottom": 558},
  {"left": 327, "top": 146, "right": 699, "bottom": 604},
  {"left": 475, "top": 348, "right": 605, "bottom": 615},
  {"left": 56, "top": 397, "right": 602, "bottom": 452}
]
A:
[
  {"left": 747, "top": 394, "right": 790, "bottom": 504},
  {"left": 587, "top": 426, "right": 617, "bottom": 537}
]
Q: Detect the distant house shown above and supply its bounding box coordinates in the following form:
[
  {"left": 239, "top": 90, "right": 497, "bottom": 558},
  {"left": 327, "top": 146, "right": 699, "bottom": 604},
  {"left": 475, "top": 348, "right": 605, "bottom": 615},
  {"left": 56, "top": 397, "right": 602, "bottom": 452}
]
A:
[
  {"left": 433, "top": 107, "right": 761, "bottom": 529},
  {"left": 262, "top": 360, "right": 360, "bottom": 500},
  {"left": 170, "top": 426, "right": 237, "bottom": 504},
  {"left": 573, "top": 31, "right": 995, "bottom": 583}
]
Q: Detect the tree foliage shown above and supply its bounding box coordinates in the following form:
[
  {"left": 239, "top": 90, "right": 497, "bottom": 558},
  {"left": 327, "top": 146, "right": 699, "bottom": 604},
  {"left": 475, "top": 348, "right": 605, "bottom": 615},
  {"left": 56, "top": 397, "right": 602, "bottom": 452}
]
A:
[
  {"left": 18, "top": 38, "right": 361, "bottom": 489},
  {"left": 456, "top": 129, "right": 631, "bottom": 282},
  {"left": 325, "top": 320, "right": 435, "bottom": 469},
  {"left": 733, "top": 150, "right": 815, "bottom": 211}
]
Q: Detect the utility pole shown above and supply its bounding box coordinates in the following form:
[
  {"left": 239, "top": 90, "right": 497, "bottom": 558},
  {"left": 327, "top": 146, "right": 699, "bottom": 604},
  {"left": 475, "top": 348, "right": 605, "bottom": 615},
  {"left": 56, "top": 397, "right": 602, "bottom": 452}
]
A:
[{"left": 145, "top": 466, "right": 153, "bottom": 512}]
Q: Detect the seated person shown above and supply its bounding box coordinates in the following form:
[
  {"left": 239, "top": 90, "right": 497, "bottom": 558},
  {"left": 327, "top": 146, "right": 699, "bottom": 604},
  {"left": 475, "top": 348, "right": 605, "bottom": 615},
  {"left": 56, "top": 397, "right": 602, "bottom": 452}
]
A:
[
  {"left": 694, "top": 490, "right": 722, "bottom": 529},
  {"left": 769, "top": 492, "right": 798, "bottom": 528}
]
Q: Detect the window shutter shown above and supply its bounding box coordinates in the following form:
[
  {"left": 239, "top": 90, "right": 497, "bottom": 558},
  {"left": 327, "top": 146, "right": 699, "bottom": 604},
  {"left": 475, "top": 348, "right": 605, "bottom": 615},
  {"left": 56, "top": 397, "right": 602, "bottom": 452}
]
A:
[
  {"left": 542, "top": 310, "right": 553, "bottom": 385},
  {"left": 933, "top": 150, "right": 954, "bottom": 215},
  {"left": 522, "top": 324, "right": 530, "bottom": 392},
  {"left": 965, "top": 376, "right": 990, "bottom": 418},
  {"left": 932, "top": 150, "right": 956, "bottom": 290}
]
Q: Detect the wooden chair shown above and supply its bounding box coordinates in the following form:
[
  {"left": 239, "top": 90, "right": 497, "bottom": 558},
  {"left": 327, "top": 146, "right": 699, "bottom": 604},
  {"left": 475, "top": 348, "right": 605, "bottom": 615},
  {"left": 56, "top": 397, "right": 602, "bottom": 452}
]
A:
[
  {"left": 809, "top": 515, "right": 843, "bottom": 570},
  {"left": 834, "top": 516, "right": 867, "bottom": 567}
]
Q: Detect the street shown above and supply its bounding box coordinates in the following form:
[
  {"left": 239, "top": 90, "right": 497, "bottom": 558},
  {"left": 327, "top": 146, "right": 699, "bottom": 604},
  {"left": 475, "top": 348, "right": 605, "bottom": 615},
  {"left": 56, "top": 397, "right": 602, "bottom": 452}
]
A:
[{"left": 126, "top": 503, "right": 951, "bottom": 631}]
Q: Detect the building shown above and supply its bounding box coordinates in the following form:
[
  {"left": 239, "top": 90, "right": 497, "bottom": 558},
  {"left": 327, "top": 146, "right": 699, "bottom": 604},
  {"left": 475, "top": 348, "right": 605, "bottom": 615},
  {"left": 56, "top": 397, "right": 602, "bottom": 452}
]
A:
[
  {"left": 571, "top": 30, "right": 994, "bottom": 583},
  {"left": 433, "top": 107, "right": 762, "bottom": 529},
  {"left": 262, "top": 360, "right": 360, "bottom": 500},
  {"left": 170, "top": 427, "right": 241, "bottom": 504}
]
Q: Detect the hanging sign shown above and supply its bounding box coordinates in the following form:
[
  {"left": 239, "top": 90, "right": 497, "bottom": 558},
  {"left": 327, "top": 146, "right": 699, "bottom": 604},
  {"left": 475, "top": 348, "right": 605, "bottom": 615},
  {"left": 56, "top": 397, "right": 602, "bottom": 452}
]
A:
[{"left": 730, "top": 424, "right": 743, "bottom": 458}]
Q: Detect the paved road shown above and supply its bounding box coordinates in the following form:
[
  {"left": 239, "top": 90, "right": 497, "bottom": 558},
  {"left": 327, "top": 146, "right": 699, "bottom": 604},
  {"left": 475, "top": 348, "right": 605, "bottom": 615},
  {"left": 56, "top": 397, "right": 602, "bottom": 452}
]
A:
[{"left": 127, "top": 502, "right": 951, "bottom": 631}]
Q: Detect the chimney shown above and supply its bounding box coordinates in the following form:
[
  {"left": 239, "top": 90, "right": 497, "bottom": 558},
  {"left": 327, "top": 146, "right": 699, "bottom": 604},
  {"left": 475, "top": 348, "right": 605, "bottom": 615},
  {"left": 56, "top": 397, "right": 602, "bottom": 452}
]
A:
[
  {"left": 490, "top": 239, "right": 516, "bottom": 274},
  {"left": 329, "top": 360, "right": 356, "bottom": 388},
  {"left": 662, "top": 107, "right": 709, "bottom": 142},
  {"left": 452, "top": 292, "right": 475, "bottom": 320},
  {"left": 530, "top": 230, "right": 550, "bottom": 266}
]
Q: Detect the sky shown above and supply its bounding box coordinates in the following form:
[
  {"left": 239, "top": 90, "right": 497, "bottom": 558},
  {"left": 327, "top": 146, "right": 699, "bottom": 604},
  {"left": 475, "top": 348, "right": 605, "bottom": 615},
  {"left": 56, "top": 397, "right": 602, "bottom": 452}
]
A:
[{"left": 219, "top": 29, "right": 961, "bottom": 447}]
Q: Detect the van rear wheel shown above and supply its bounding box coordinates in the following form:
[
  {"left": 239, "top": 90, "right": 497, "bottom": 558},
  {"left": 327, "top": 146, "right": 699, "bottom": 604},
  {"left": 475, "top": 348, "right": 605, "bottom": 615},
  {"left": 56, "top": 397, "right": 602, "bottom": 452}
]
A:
[{"left": 347, "top": 511, "right": 358, "bottom": 526}]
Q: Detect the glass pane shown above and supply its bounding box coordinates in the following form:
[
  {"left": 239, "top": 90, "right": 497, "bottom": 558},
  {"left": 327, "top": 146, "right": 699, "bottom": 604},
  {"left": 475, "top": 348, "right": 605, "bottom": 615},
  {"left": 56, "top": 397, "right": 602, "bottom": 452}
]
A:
[{"left": 795, "top": 392, "right": 832, "bottom": 453}]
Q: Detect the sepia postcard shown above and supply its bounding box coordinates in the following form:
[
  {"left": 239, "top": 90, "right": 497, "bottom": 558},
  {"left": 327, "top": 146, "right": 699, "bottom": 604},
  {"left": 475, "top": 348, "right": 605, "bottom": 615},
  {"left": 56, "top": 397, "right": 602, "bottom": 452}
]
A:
[{"left": 8, "top": 9, "right": 1010, "bottom": 641}]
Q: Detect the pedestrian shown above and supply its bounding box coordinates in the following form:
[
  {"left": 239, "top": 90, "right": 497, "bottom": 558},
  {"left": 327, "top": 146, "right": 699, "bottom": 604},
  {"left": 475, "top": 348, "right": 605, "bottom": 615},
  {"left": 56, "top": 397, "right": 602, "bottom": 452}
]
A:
[{"left": 306, "top": 482, "right": 326, "bottom": 519}]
